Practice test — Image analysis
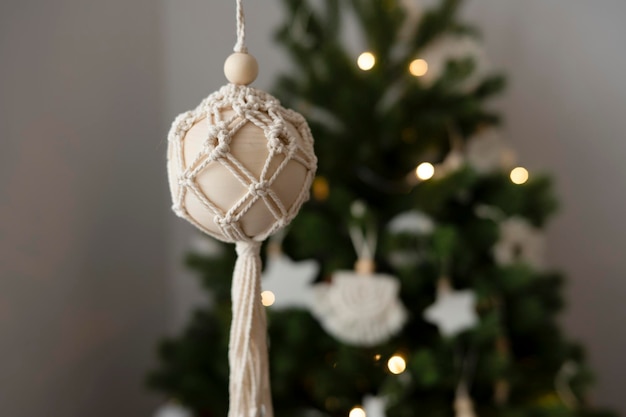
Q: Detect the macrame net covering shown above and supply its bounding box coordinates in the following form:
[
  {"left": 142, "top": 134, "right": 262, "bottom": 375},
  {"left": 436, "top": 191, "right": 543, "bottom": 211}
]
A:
[
  {"left": 168, "top": 84, "right": 316, "bottom": 243},
  {"left": 167, "top": 83, "right": 317, "bottom": 417}
]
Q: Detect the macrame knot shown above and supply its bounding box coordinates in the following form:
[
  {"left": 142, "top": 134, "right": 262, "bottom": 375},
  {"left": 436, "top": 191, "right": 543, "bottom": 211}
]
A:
[
  {"left": 249, "top": 181, "right": 270, "bottom": 197},
  {"left": 235, "top": 240, "right": 262, "bottom": 257},
  {"left": 210, "top": 142, "right": 231, "bottom": 160},
  {"left": 266, "top": 119, "right": 284, "bottom": 139},
  {"left": 268, "top": 137, "right": 285, "bottom": 155},
  {"left": 215, "top": 215, "right": 235, "bottom": 228},
  {"left": 207, "top": 121, "right": 229, "bottom": 139},
  {"left": 178, "top": 175, "right": 194, "bottom": 187},
  {"left": 275, "top": 218, "right": 288, "bottom": 229}
]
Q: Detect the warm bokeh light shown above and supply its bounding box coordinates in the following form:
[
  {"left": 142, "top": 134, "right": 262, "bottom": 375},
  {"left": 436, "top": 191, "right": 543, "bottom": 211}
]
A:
[
  {"left": 374, "top": 354, "right": 382, "bottom": 361},
  {"left": 415, "top": 162, "right": 435, "bottom": 180},
  {"left": 387, "top": 355, "right": 407, "bottom": 375},
  {"left": 409, "top": 59, "right": 429, "bottom": 77},
  {"left": 312, "top": 176, "right": 330, "bottom": 201},
  {"left": 349, "top": 406, "right": 366, "bottom": 417},
  {"left": 261, "top": 290, "right": 275, "bottom": 307},
  {"left": 510, "top": 167, "right": 529, "bottom": 185},
  {"left": 357, "top": 52, "right": 376, "bottom": 71}
]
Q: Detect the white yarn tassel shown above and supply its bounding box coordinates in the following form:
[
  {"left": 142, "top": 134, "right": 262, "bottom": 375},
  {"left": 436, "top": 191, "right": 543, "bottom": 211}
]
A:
[{"left": 229, "top": 241, "right": 273, "bottom": 417}]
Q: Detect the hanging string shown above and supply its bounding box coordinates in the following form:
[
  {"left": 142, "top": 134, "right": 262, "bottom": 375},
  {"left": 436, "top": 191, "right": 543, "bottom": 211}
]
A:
[
  {"left": 348, "top": 225, "right": 377, "bottom": 262},
  {"left": 234, "top": 0, "right": 248, "bottom": 53}
]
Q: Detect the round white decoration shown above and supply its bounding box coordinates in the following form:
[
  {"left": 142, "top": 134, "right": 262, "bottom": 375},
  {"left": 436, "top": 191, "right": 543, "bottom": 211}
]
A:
[
  {"left": 387, "top": 210, "right": 435, "bottom": 235},
  {"left": 363, "top": 395, "right": 387, "bottom": 417},
  {"left": 386, "top": 210, "right": 435, "bottom": 268},
  {"left": 465, "top": 129, "right": 516, "bottom": 174},
  {"left": 424, "top": 285, "right": 478, "bottom": 337},
  {"left": 493, "top": 217, "right": 545, "bottom": 269},
  {"left": 153, "top": 403, "right": 192, "bottom": 417},
  {"left": 311, "top": 271, "right": 407, "bottom": 347},
  {"left": 418, "top": 35, "right": 490, "bottom": 91},
  {"left": 261, "top": 252, "right": 319, "bottom": 310},
  {"left": 167, "top": 84, "right": 317, "bottom": 243}
]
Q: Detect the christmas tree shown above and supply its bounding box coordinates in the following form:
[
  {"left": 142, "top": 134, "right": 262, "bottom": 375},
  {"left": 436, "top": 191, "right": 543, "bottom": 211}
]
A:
[{"left": 147, "top": 1, "right": 616, "bottom": 416}]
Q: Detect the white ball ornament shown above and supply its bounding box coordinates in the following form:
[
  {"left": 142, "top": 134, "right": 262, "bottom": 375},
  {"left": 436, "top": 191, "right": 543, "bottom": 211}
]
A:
[{"left": 167, "top": 85, "right": 316, "bottom": 242}]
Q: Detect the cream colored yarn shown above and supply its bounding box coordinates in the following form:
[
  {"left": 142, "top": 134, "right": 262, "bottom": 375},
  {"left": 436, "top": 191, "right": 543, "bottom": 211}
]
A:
[
  {"left": 166, "top": 2, "right": 316, "bottom": 415},
  {"left": 167, "top": 83, "right": 316, "bottom": 417},
  {"left": 167, "top": 84, "right": 316, "bottom": 243}
]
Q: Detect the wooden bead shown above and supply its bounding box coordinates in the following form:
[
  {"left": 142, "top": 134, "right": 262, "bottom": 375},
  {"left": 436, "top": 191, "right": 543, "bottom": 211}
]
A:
[{"left": 224, "top": 52, "right": 259, "bottom": 85}]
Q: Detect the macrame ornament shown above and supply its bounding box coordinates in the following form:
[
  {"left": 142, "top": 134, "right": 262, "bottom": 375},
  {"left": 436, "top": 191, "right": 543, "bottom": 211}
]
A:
[
  {"left": 166, "top": 2, "right": 317, "bottom": 416},
  {"left": 312, "top": 215, "right": 407, "bottom": 347}
]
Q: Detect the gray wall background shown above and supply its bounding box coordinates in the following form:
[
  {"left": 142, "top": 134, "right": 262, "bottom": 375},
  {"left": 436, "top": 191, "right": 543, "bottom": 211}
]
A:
[
  {"left": 0, "top": 1, "right": 624, "bottom": 417},
  {"left": 0, "top": 1, "right": 169, "bottom": 416}
]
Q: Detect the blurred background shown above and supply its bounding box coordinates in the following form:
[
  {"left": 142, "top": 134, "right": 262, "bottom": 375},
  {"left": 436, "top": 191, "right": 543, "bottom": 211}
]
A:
[{"left": 1, "top": 1, "right": 625, "bottom": 417}]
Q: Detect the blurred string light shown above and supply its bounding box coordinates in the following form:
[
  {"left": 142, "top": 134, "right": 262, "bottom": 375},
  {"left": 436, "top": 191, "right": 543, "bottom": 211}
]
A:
[
  {"left": 409, "top": 59, "right": 429, "bottom": 77},
  {"left": 261, "top": 290, "right": 275, "bottom": 307},
  {"left": 349, "top": 406, "right": 367, "bottom": 417},
  {"left": 312, "top": 176, "right": 330, "bottom": 201},
  {"left": 357, "top": 52, "right": 376, "bottom": 71},
  {"left": 510, "top": 167, "right": 529, "bottom": 185},
  {"left": 387, "top": 355, "right": 407, "bottom": 375},
  {"left": 415, "top": 162, "right": 435, "bottom": 180}
]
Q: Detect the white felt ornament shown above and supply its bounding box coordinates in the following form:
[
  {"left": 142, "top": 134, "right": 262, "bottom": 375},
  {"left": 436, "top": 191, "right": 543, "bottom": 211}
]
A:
[
  {"left": 424, "top": 279, "right": 478, "bottom": 337},
  {"left": 261, "top": 242, "right": 319, "bottom": 310},
  {"left": 165, "top": 2, "right": 317, "bottom": 417},
  {"left": 493, "top": 217, "right": 544, "bottom": 269},
  {"left": 312, "top": 217, "right": 407, "bottom": 347}
]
